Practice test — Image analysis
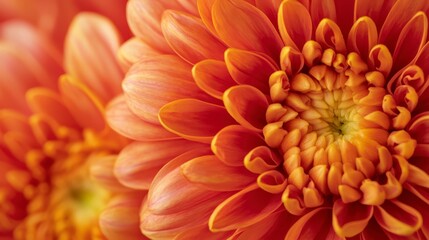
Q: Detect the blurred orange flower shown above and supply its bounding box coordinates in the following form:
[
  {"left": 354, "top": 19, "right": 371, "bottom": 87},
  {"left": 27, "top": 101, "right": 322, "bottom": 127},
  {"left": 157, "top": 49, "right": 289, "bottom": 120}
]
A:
[
  {"left": 0, "top": 8, "right": 142, "bottom": 239},
  {"left": 108, "top": 0, "right": 429, "bottom": 239}
]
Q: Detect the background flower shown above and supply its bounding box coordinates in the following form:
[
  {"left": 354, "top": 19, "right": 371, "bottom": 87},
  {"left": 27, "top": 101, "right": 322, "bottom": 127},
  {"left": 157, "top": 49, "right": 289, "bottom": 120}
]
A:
[
  {"left": 108, "top": 0, "right": 429, "bottom": 239},
  {"left": 0, "top": 2, "right": 142, "bottom": 238}
]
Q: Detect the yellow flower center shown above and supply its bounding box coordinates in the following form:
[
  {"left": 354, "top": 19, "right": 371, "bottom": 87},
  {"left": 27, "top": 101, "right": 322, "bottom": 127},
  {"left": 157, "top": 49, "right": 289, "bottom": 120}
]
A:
[
  {"left": 260, "top": 41, "right": 417, "bottom": 215},
  {"left": 9, "top": 126, "right": 121, "bottom": 240}
]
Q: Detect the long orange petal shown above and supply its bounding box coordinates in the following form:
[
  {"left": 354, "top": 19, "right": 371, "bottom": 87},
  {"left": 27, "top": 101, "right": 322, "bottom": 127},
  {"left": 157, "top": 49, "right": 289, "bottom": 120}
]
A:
[
  {"left": 161, "top": 10, "right": 226, "bottom": 64},
  {"left": 159, "top": 99, "right": 236, "bottom": 143},
  {"left": 212, "top": 0, "right": 283, "bottom": 61}
]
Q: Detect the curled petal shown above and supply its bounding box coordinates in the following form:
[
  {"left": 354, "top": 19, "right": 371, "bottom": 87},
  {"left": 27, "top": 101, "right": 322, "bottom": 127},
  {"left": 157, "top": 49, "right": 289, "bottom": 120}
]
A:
[
  {"left": 368, "top": 44, "right": 393, "bottom": 77},
  {"left": 374, "top": 200, "right": 423, "bottom": 236},
  {"left": 225, "top": 48, "right": 278, "bottom": 94},
  {"left": 257, "top": 170, "right": 287, "bottom": 194},
  {"left": 347, "top": 16, "right": 378, "bottom": 60},
  {"left": 212, "top": 125, "right": 265, "bottom": 166},
  {"left": 278, "top": 0, "right": 312, "bottom": 50},
  {"left": 223, "top": 85, "right": 269, "bottom": 131},
  {"left": 212, "top": 0, "right": 283, "bottom": 60},
  {"left": 315, "top": 19, "right": 346, "bottom": 53},
  {"left": 209, "top": 184, "right": 282, "bottom": 231},
  {"left": 159, "top": 99, "right": 236, "bottom": 143},
  {"left": 408, "top": 113, "right": 429, "bottom": 143},
  {"left": 332, "top": 199, "right": 373, "bottom": 238},
  {"left": 244, "top": 146, "right": 281, "bottom": 174},
  {"left": 193, "top": 60, "right": 236, "bottom": 99}
]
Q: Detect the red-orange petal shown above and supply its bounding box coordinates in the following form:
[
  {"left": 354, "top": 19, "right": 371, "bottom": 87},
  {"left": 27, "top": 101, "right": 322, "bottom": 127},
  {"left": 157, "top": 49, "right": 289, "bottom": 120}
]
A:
[
  {"left": 379, "top": 0, "right": 429, "bottom": 52},
  {"left": 347, "top": 16, "right": 378, "bottom": 60},
  {"left": 309, "top": 0, "right": 336, "bottom": 28},
  {"left": 225, "top": 48, "right": 278, "bottom": 94},
  {"left": 392, "top": 12, "right": 428, "bottom": 73},
  {"left": 354, "top": 0, "right": 396, "bottom": 30},
  {"left": 106, "top": 95, "right": 178, "bottom": 141},
  {"left": 223, "top": 85, "right": 269, "bottom": 131},
  {"left": 209, "top": 184, "right": 282, "bottom": 231},
  {"left": 212, "top": 125, "right": 266, "bottom": 166},
  {"left": 212, "top": 0, "right": 283, "bottom": 60},
  {"left": 161, "top": 10, "right": 226, "bottom": 64},
  {"left": 278, "top": 0, "right": 312, "bottom": 50},
  {"left": 285, "top": 207, "right": 337, "bottom": 239},
  {"left": 315, "top": 18, "right": 346, "bottom": 53},
  {"left": 159, "top": 99, "right": 236, "bottom": 143},
  {"left": 192, "top": 59, "right": 237, "bottom": 99},
  {"left": 181, "top": 155, "right": 255, "bottom": 191},
  {"left": 374, "top": 200, "right": 423, "bottom": 236},
  {"left": 332, "top": 199, "right": 373, "bottom": 238}
]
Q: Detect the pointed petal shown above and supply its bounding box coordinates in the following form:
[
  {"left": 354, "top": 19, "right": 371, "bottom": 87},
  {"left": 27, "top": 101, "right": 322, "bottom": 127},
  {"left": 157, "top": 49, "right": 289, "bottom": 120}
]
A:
[
  {"left": 64, "top": 13, "right": 123, "bottom": 103},
  {"left": 161, "top": 10, "right": 226, "bottom": 64},
  {"left": 392, "top": 12, "right": 428, "bottom": 72},
  {"left": 26, "top": 88, "right": 78, "bottom": 128},
  {"left": 159, "top": 99, "right": 236, "bottom": 143},
  {"left": 278, "top": 0, "right": 312, "bottom": 50},
  {"left": 310, "top": 0, "right": 336, "bottom": 27},
  {"left": 374, "top": 200, "right": 423, "bottom": 236},
  {"left": 223, "top": 85, "right": 269, "bottom": 131},
  {"left": 106, "top": 95, "right": 178, "bottom": 141},
  {"left": 315, "top": 18, "right": 346, "bottom": 53},
  {"left": 379, "top": 0, "right": 429, "bottom": 52},
  {"left": 181, "top": 155, "right": 255, "bottom": 191},
  {"left": 332, "top": 199, "right": 373, "bottom": 238},
  {"left": 192, "top": 59, "right": 237, "bottom": 99},
  {"left": 115, "top": 139, "right": 206, "bottom": 190},
  {"left": 354, "top": 0, "right": 396, "bottom": 30},
  {"left": 347, "top": 16, "right": 378, "bottom": 60},
  {"left": 211, "top": 125, "right": 266, "bottom": 166},
  {"left": 212, "top": 0, "right": 283, "bottom": 60},
  {"left": 209, "top": 184, "right": 282, "bottom": 231},
  {"left": 59, "top": 75, "right": 105, "bottom": 131},
  {"left": 285, "top": 207, "right": 334, "bottom": 239},
  {"left": 123, "top": 55, "right": 209, "bottom": 124},
  {"left": 225, "top": 48, "right": 278, "bottom": 94}
]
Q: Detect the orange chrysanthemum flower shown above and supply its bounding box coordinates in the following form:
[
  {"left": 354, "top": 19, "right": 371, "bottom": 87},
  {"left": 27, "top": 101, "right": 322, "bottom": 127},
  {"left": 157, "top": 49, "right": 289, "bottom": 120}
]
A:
[
  {"left": 0, "top": 12, "right": 142, "bottom": 239},
  {"left": 109, "top": 0, "right": 429, "bottom": 239}
]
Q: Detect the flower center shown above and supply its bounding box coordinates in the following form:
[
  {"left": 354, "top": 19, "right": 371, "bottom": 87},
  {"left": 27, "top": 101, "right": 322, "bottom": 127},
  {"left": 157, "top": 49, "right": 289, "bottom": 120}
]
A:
[
  {"left": 257, "top": 41, "right": 417, "bottom": 216},
  {"left": 9, "top": 127, "right": 121, "bottom": 239}
]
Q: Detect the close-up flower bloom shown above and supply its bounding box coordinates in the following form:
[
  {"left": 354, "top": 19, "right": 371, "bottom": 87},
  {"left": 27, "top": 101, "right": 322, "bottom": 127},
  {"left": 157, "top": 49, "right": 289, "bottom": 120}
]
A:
[
  {"left": 107, "top": 0, "right": 429, "bottom": 239},
  {"left": 0, "top": 3, "right": 143, "bottom": 239}
]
